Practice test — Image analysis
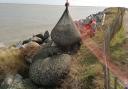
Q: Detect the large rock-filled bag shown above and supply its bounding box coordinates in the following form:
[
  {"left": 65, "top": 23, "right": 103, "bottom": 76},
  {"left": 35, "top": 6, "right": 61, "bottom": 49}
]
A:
[
  {"left": 29, "top": 54, "right": 71, "bottom": 87},
  {"left": 51, "top": 4, "right": 81, "bottom": 47},
  {"left": 32, "top": 46, "right": 62, "bottom": 63}
]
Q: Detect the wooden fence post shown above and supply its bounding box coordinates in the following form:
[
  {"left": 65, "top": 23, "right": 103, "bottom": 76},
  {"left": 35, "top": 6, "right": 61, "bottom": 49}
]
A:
[
  {"left": 104, "top": 66, "right": 110, "bottom": 89},
  {"left": 114, "top": 77, "right": 117, "bottom": 89}
]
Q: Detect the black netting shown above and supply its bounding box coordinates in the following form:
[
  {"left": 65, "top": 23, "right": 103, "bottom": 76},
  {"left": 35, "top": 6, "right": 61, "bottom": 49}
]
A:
[{"left": 51, "top": 4, "right": 81, "bottom": 47}]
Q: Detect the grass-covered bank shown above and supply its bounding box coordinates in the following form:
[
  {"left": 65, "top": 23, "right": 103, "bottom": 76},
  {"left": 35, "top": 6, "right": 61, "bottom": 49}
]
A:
[
  {"left": 0, "top": 7, "right": 127, "bottom": 89},
  {"left": 73, "top": 7, "right": 127, "bottom": 89}
]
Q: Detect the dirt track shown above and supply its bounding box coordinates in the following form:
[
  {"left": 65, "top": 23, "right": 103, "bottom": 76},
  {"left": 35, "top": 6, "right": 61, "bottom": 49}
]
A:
[
  {"left": 78, "top": 9, "right": 128, "bottom": 87},
  {"left": 81, "top": 37, "right": 128, "bottom": 86},
  {"left": 75, "top": 8, "right": 128, "bottom": 87}
]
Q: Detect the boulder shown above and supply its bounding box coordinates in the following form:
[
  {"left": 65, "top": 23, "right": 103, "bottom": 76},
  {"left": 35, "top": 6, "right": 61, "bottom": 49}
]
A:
[{"left": 1, "top": 74, "right": 37, "bottom": 89}]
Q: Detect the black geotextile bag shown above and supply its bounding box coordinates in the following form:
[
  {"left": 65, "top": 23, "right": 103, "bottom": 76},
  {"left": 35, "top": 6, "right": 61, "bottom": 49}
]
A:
[
  {"left": 29, "top": 54, "right": 71, "bottom": 87},
  {"left": 51, "top": 3, "right": 81, "bottom": 47}
]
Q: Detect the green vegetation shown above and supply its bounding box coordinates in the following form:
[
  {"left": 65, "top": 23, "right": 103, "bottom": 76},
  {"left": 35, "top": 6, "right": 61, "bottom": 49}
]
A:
[
  {"left": 110, "top": 26, "right": 128, "bottom": 69},
  {"left": 77, "top": 45, "right": 104, "bottom": 89},
  {"left": 0, "top": 7, "right": 127, "bottom": 89},
  {"left": 77, "top": 29, "right": 126, "bottom": 89},
  {"left": 80, "top": 8, "right": 128, "bottom": 89},
  {"left": 111, "top": 28, "right": 125, "bottom": 56}
]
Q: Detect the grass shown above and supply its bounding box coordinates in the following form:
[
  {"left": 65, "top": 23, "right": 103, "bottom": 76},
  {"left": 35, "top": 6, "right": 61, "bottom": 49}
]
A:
[
  {"left": 76, "top": 45, "right": 104, "bottom": 89},
  {"left": 57, "top": 14, "right": 127, "bottom": 89},
  {"left": 78, "top": 28, "right": 126, "bottom": 89},
  {"left": 75, "top": 11, "right": 127, "bottom": 88},
  {"left": 0, "top": 47, "right": 28, "bottom": 83},
  {"left": 110, "top": 26, "right": 128, "bottom": 70},
  {"left": 0, "top": 7, "right": 127, "bottom": 89},
  {"left": 61, "top": 25, "right": 126, "bottom": 89}
]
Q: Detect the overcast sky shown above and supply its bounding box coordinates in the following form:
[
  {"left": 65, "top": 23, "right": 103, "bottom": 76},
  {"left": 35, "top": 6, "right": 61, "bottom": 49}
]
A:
[{"left": 0, "top": 0, "right": 128, "bottom": 7}]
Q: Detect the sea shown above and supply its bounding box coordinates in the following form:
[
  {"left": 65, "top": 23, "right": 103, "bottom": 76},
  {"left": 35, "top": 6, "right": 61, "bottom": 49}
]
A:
[{"left": 0, "top": 3, "right": 105, "bottom": 45}]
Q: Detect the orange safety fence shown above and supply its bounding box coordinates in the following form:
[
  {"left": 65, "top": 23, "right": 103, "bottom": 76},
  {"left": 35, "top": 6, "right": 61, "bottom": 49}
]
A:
[{"left": 80, "top": 33, "right": 128, "bottom": 86}]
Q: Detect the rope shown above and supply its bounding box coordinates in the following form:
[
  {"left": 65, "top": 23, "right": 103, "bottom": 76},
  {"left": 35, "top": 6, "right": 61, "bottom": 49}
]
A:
[{"left": 65, "top": 0, "right": 69, "bottom": 7}]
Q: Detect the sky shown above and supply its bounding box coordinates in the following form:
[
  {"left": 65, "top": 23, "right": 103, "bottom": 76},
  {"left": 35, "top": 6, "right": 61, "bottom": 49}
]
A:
[{"left": 0, "top": 0, "right": 128, "bottom": 7}]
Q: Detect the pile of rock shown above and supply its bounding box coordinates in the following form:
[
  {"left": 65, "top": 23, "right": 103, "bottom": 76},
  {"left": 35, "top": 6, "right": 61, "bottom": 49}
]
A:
[
  {"left": 0, "top": 3, "right": 81, "bottom": 88},
  {"left": 0, "top": 28, "right": 80, "bottom": 89}
]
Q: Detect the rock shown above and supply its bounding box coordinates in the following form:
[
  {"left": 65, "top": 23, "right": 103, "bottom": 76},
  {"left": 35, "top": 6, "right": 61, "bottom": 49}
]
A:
[
  {"left": 43, "top": 31, "right": 50, "bottom": 41},
  {"left": 32, "top": 46, "right": 62, "bottom": 63},
  {"left": 1, "top": 74, "right": 15, "bottom": 88},
  {"left": 1, "top": 74, "right": 37, "bottom": 89},
  {"left": 29, "top": 54, "right": 71, "bottom": 87},
  {"left": 33, "top": 31, "right": 50, "bottom": 44},
  {"left": 31, "top": 36, "right": 43, "bottom": 45},
  {"left": 22, "top": 39, "right": 31, "bottom": 45},
  {"left": 34, "top": 34, "right": 44, "bottom": 40}
]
